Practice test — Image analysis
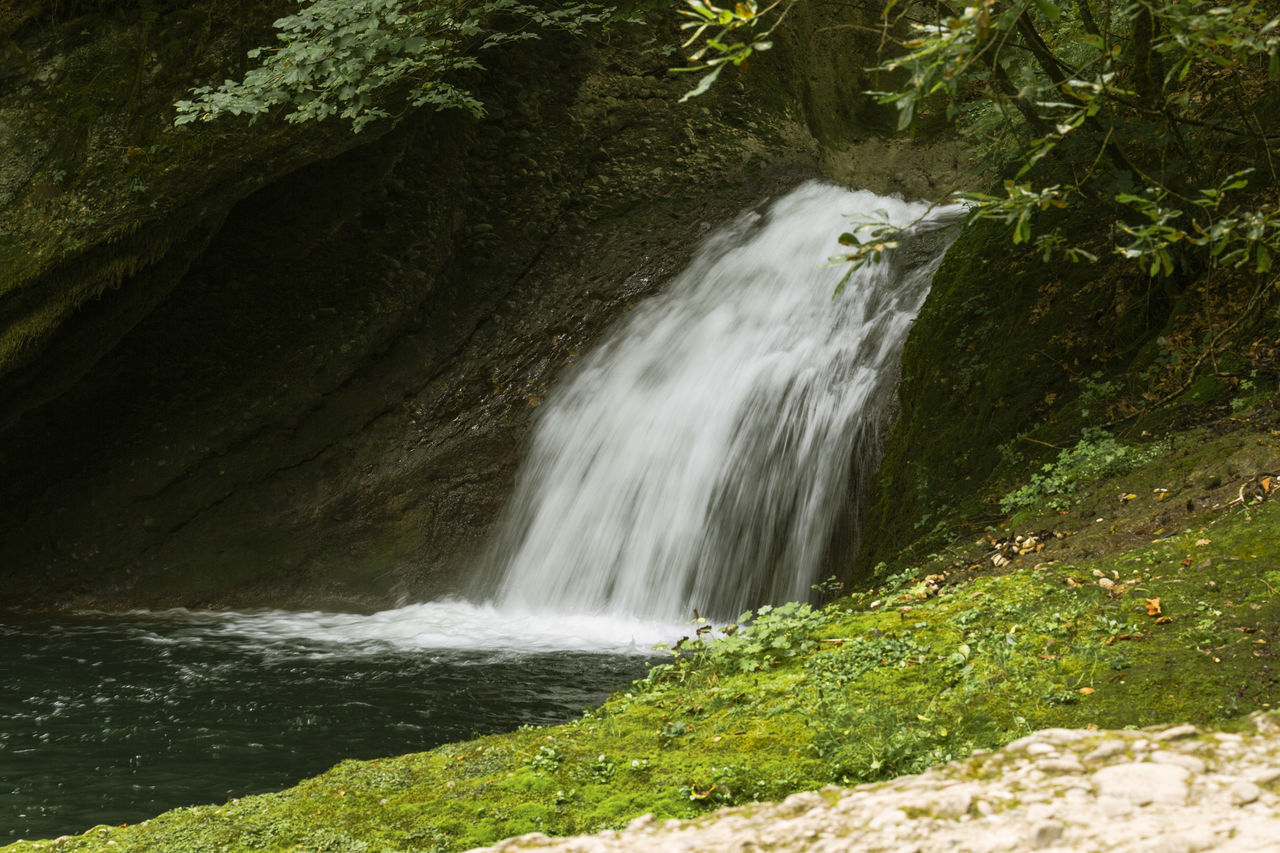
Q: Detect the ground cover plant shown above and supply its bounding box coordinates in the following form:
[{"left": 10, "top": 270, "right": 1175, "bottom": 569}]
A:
[{"left": 9, "top": 418, "right": 1280, "bottom": 852}]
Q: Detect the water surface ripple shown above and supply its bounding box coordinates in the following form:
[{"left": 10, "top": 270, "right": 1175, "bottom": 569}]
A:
[{"left": 1, "top": 605, "right": 665, "bottom": 841}]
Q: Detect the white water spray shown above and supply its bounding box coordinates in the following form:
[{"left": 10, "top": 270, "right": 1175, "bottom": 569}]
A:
[
  {"left": 485, "top": 180, "right": 959, "bottom": 622},
  {"left": 70, "top": 184, "right": 954, "bottom": 659}
]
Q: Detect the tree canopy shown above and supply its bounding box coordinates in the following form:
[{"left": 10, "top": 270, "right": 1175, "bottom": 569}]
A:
[
  {"left": 174, "top": 0, "right": 611, "bottom": 131},
  {"left": 682, "top": 0, "right": 1280, "bottom": 278},
  {"left": 176, "top": 0, "right": 1280, "bottom": 280}
]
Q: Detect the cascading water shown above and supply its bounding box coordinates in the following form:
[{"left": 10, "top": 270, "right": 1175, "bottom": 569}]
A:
[
  {"left": 1, "top": 181, "right": 959, "bottom": 841},
  {"left": 486, "top": 180, "right": 959, "bottom": 622}
]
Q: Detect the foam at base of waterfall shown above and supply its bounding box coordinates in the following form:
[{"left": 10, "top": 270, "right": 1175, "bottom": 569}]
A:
[{"left": 101, "top": 601, "right": 687, "bottom": 657}]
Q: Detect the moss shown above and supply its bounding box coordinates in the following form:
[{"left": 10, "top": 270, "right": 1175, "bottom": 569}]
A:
[
  {"left": 8, "top": 450, "right": 1280, "bottom": 851},
  {"left": 853, "top": 201, "right": 1251, "bottom": 578}
]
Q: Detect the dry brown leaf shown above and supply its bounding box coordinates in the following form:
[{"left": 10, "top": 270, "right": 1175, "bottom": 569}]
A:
[{"left": 1145, "top": 597, "right": 1162, "bottom": 616}]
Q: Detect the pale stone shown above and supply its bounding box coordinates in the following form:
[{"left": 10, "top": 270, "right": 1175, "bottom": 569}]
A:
[
  {"left": 1095, "top": 794, "right": 1135, "bottom": 817},
  {"left": 1005, "top": 734, "right": 1043, "bottom": 752},
  {"left": 1036, "top": 728, "right": 1089, "bottom": 745},
  {"left": 1092, "top": 762, "right": 1190, "bottom": 805},
  {"left": 1249, "top": 712, "right": 1280, "bottom": 735},
  {"left": 1083, "top": 740, "right": 1128, "bottom": 763},
  {"left": 1037, "top": 756, "right": 1085, "bottom": 774},
  {"left": 1030, "top": 820, "right": 1064, "bottom": 849},
  {"left": 1230, "top": 781, "right": 1262, "bottom": 805},
  {"left": 1024, "top": 803, "right": 1054, "bottom": 823},
  {"left": 625, "top": 814, "right": 655, "bottom": 832},
  {"left": 1150, "top": 750, "right": 1206, "bottom": 773},
  {"left": 931, "top": 785, "right": 975, "bottom": 819},
  {"left": 1155, "top": 724, "right": 1199, "bottom": 741},
  {"left": 1252, "top": 766, "right": 1280, "bottom": 785},
  {"left": 867, "top": 807, "right": 907, "bottom": 829},
  {"left": 778, "top": 792, "right": 824, "bottom": 816}
]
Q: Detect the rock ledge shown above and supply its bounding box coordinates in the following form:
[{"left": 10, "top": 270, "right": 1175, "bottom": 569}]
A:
[{"left": 469, "top": 713, "right": 1280, "bottom": 852}]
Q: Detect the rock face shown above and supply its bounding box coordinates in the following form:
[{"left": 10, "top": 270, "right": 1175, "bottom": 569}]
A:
[
  {"left": 0, "top": 2, "right": 967, "bottom": 608},
  {"left": 465, "top": 714, "right": 1280, "bottom": 853}
]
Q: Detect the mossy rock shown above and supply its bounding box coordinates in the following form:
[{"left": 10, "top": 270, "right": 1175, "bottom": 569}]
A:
[{"left": 857, "top": 212, "right": 1187, "bottom": 575}]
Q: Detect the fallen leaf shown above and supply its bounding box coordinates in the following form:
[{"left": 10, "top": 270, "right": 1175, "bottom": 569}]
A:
[
  {"left": 1145, "top": 597, "right": 1162, "bottom": 616},
  {"left": 1155, "top": 616, "right": 1173, "bottom": 624},
  {"left": 1196, "top": 538, "right": 1211, "bottom": 546},
  {"left": 1079, "top": 687, "right": 1095, "bottom": 695}
]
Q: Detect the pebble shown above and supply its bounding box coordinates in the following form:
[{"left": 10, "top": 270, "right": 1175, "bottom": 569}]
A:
[
  {"left": 1029, "top": 819, "right": 1064, "bottom": 848},
  {"left": 1083, "top": 740, "right": 1127, "bottom": 763},
  {"left": 1092, "top": 762, "right": 1190, "bottom": 805},
  {"left": 464, "top": 717, "right": 1280, "bottom": 853},
  {"left": 1155, "top": 724, "right": 1199, "bottom": 741},
  {"left": 1037, "top": 756, "right": 1085, "bottom": 774},
  {"left": 1150, "top": 750, "right": 1207, "bottom": 773},
  {"left": 1230, "top": 781, "right": 1262, "bottom": 805}
]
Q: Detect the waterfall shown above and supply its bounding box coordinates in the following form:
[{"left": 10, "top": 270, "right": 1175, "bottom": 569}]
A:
[{"left": 485, "top": 180, "right": 959, "bottom": 622}]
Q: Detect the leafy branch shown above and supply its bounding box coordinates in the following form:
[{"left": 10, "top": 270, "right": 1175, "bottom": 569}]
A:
[
  {"left": 175, "top": 0, "right": 612, "bottom": 131},
  {"left": 673, "top": 0, "right": 791, "bottom": 102},
  {"left": 679, "top": 0, "right": 1280, "bottom": 280}
]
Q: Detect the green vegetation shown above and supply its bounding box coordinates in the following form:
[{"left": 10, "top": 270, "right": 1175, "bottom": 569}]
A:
[
  {"left": 174, "top": 0, "right": 617, "bottom": 130},
  {"left": 685, "top": 0, "right": 1280, "bottom": 280},
  {"left": 999, "top": 428, "right": 1169, "bottom": 515},
  {"left": 9, "top": 418, "right": 1280, "bottom": 851}
]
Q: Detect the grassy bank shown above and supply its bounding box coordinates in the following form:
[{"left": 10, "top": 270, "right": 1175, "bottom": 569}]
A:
[{"left": 7, "top": 414, "right": 1280, "bottom": 852}]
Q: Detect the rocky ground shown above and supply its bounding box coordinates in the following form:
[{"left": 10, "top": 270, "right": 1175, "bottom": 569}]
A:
[{"left": 470, "top": 714, "right": 1280, "bottom": 852}]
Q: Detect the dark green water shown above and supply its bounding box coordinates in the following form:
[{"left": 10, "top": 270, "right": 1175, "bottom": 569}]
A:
[{"left": 0, "top": 606, "right": 666, "bottom": 842}]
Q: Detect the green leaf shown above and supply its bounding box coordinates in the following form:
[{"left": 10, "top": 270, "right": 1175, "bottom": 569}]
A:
[
  {"left": 1031, "top": 0, "right": 1060, "bottom": 21},
  {"left": 678, "top": 63, "right": 724, "bottom": 102},
  {"left": 1257, "top": 243, "right": 1272, "bottom": 273}
]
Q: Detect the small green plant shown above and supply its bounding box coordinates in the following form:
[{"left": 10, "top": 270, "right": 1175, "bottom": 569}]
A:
[
  {"left": 810, "top": 575, "right": 844, "bottom": 604},
  {"left": 1000, "top": 429, "right": 1169, "bottom": 515},
  {"left": 704, "top": 602, "right": 826, "bottom": 673},
  {"left": 529, "top": 745, "right": 563, "bottom": 772},
  {"left": 805, "top": 633, "right": 928, "bottom": 686},
  {"left": 1076, "top": 371, "right": 1121, "bottom": 419},
  {"left": 658, "top": 720, "right": 692, "bottom": 744},
  {"left": 587, "top": 753, "right": 615, "bottom": 783}
]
